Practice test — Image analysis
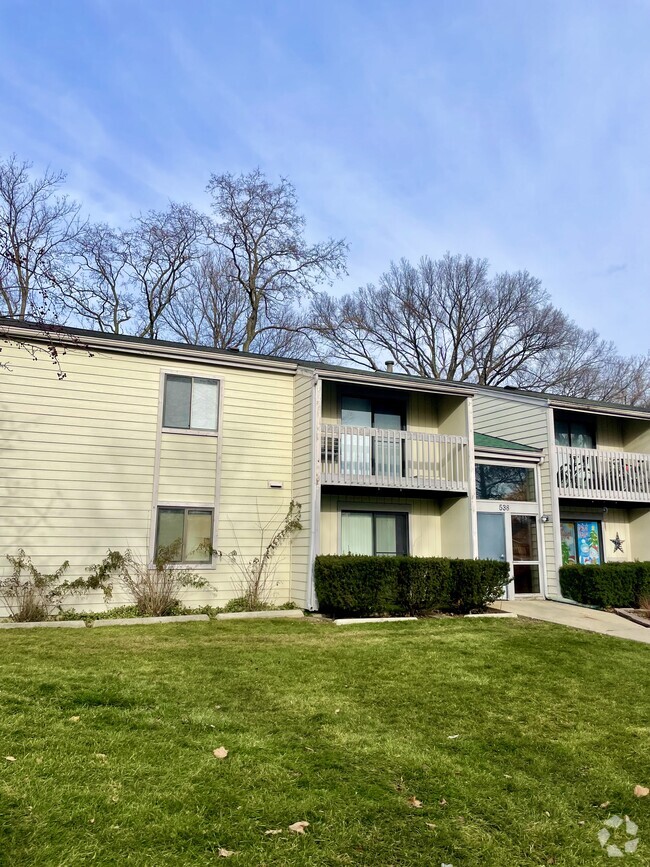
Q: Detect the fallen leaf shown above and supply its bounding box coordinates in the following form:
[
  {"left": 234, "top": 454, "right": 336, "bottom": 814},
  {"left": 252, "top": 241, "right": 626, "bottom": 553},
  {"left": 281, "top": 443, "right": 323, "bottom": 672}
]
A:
[
  {"left": 5, "top": 756, "right": 16, "bottom": 762},
  {"left": 218, "top": 848, "right": 235, "bottom": 857},
  {"left": 334, "top": 708, "right": 340, "bottom": 714},
  {"left": 439, "top": 798, "right": 448, "bottom": 807},
  {"left": 407, "top": 796, "right": 423, "bottom": 808},
  {"left": 264, "top": 829, "right": 283, "bottom": 835},
  {"left": 634, "top": 785, "right": 649, "bottom": 798},
  {"left": 600, "top": 801, "right": 611, "bottom": 808},
  {"left": 68, "top": 716, "right": 80, "bottom": 723},
  {"left": 288, "top": 821, "right": 310, "bottom": 834},
  {"left": 215, "top": 705, "right": 222, "bottom": 710},
  {"left": 425, "top": 822, "right": 436, "bottom": 830},
  {"left": 213, "top": 747, "right": 229, "bottom": 759},
  {"left": 89, "top": 818, "right": 95, "bottom": 824},
  {"left": 578, "top": 820, "right": 585, "bottom": 826}
]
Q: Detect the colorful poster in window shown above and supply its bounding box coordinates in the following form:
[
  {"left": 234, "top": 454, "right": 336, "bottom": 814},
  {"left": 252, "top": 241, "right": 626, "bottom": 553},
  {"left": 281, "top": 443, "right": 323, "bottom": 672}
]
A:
[
  {"left": 560, "top": 522, "right": 577, "bottom": 565},
  {"left": 576, "top": 521, "right": 601, "bottom": 565}
]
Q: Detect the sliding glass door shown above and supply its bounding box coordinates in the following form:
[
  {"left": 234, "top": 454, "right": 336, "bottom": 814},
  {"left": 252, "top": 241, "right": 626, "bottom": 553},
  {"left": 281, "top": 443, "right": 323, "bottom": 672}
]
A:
[{"left": 341, "top": 510, "right": 408, "bottom": 556}]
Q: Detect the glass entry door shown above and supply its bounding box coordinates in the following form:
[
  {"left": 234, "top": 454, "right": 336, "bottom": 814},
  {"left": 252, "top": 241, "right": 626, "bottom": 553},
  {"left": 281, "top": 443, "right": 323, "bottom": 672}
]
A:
[{"left": 477, "top": 510, "right": 542, "bottom": 598}]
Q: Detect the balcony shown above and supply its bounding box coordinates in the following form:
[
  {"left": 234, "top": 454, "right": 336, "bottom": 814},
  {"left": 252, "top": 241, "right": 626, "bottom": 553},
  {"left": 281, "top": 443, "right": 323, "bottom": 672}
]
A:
[
  {"left": 555, "top": 445, "right": 650, "bottom": 502},
  {"left": 320, "top": 424, "right": 469, "bottom": 492}
]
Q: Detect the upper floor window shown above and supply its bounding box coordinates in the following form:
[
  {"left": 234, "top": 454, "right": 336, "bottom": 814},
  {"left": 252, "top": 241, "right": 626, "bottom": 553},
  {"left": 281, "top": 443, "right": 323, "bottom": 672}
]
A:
[
  {"left": 341, "top": 395, "right": 405, "bottom": 431},
  {"left": 163, "top": 375, "right": 219, "bottom": 432},
  {"left": 475, "top": 464, "right": 536, "bottom": 501},
  {"left": 554, "top": 414, "right": 595, "bottom": 449}
]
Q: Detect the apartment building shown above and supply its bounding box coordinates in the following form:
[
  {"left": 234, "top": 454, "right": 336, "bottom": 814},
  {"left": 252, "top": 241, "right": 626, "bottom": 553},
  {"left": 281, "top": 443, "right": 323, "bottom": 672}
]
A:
[{"left": 1, "top": 322, "right": 649, "bottom": 614}]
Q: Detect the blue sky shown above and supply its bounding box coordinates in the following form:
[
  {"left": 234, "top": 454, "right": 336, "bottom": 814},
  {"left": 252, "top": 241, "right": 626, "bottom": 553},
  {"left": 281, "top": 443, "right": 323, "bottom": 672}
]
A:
[{"left": 2, "top": 0, "right": 649, "bottom": 352}]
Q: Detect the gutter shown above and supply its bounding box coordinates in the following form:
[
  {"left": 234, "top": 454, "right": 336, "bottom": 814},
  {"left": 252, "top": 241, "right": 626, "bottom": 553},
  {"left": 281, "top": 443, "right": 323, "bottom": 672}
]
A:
[{"left": 2, "top": 322, "right": 299, "bottom": 375}]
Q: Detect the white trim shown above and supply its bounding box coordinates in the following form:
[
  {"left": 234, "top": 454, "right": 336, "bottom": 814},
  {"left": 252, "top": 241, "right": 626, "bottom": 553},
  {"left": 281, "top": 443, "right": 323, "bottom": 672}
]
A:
[
  {"left": 3, "top": 322, "right": 299, "bottom": 375},
  {"left": 307, "top": 373, "right": 321, "bottom": 611},
  {"left": 314, "top": 368, "right": 473, "bottom": 398},
  {"left": 148, "top": 369, "right": 166, "bottom": 562},
  {"left": 466, "top": 396, "right": 478, "bottom": 558},
  {"left": 547, "top": 406, "right": 563, "bottom": 595},
  {"left": 149, "top": 369, "right": 225, "bottom": 566},
  {"left": 161, "top": 428, "right": 219, "bottom": 438}
]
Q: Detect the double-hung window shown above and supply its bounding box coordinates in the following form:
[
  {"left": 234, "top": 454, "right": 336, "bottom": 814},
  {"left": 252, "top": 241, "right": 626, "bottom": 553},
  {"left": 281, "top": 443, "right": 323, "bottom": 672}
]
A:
[
  {"left": 341, "top": 510, "right": 408, "bottom": 556},
  {"left": 163, "top": 375, "right": 219, "bottom": 432},
  {"left": 156, "top": 507, "right": 213, "bottom": 563}
]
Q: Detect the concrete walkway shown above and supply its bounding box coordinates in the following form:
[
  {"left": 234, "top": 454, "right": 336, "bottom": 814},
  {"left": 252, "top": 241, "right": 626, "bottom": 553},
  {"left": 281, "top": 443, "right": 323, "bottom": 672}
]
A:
[{"left": 500, "top": 599, "right": 650, "bottom": 645}]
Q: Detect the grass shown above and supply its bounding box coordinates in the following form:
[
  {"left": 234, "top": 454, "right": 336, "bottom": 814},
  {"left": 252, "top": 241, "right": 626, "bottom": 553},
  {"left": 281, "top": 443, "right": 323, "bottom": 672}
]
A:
[{"left": 0, "top": 618, "right": 648, "bottom": 866}]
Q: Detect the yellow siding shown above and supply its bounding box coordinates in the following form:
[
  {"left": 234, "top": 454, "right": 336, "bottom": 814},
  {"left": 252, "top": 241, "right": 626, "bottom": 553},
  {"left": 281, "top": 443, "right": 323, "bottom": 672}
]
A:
[
  {"left": 407, "top": 393, "right": 438, "bottom": 432},
  {"left": 437, "top": 395, "right": 468, "bottom": 436},
  {"left": 0, "top": 342, "right": 298, "bottom": 614},
  {"left": 596, "top": 416, "right": 624, "bottom": 450},
  {"left": 473, "top": 393, "right": 557, "bottom": 592},
  {"left": 630, "top": 508, "right": 650, "bottom": 560},
  {"left": 623, "top": 419, "right": 650, "bottom": 453},
  {"left": 440, "top": 498, "right": 472, "bottom": 558},
  {"left": 158, "top": 434, "right": 218, "bottom": 503},
  {"left": 321, "top": 380, "right": 338, "bottom": 424}
]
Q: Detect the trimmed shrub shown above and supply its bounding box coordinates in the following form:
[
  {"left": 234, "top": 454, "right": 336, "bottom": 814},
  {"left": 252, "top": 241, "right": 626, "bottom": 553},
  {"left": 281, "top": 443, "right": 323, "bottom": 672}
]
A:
[
  {"left": 395, "top": 557, "right": 453, "bottom": 615},
  {"left": 314, "top": 555, "right": 509, "bottom": 617},
  {"left": 560, "top": 562, "right": 650, "bottom": 609},
  {"left": 314, "top": 556, "right": 400, "bottom": 616},
  {"left": 448, "top": 559, "right": 510, "bottom": 614}
]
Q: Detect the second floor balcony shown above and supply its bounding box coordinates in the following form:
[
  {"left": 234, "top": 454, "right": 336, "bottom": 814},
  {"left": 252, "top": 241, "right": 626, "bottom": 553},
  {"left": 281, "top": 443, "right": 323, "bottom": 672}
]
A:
[
  {"left": 320, "top": 423, "right": 469, "bottom": 492},
  {"left": 555, "top": 445, "right": 650, "bottom": 502}
]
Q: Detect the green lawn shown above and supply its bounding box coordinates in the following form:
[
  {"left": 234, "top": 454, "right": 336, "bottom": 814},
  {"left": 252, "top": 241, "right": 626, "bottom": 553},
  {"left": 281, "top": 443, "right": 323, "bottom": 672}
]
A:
[{"left": 0, "top": 618, "right": 648, "bottom": 866}]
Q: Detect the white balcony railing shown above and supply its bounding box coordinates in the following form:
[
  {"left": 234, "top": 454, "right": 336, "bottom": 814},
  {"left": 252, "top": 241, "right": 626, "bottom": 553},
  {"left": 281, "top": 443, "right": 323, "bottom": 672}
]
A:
[
  {"left": 320, "top": 424, "right": 469, "bottom": 492},
  {"left": 556, "top": 445, "right": 650, "bottom": 501}
]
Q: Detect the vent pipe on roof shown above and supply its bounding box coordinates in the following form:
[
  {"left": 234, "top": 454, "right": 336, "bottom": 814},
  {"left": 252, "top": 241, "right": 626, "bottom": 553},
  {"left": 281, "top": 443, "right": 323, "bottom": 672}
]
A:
[{"left": 385, "top": 359, "right": 395, "bottom": 373}]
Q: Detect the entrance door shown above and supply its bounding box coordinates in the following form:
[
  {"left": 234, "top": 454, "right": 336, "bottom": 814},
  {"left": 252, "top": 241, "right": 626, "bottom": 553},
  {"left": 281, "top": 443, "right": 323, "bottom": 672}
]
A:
[
  {"left": 477, "top": 510, "right": 542, "bottom": 598},
  {"left": 478, "top": 512, "right": 507, "bottom": 561}
]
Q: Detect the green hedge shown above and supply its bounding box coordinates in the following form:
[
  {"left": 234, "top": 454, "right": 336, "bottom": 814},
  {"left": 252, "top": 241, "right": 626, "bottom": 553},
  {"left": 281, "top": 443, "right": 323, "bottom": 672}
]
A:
[
  {"left": 560, "top": 562, "right": 650, "bottom": 609},
  {"left": 314, "top": 555, "right": 509, "bottom": 617}
]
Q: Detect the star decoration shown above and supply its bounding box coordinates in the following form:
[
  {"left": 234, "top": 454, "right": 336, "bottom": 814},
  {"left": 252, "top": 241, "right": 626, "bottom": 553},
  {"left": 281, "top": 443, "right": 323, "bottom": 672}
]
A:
[{"left": 610, "top": 532, "right": 624, "bottom": 554}]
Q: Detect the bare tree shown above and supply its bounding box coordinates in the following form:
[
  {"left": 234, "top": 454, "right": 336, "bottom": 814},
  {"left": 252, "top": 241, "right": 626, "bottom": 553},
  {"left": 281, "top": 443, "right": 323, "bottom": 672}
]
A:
[
  {"left": 63, "top": 203, "right": 201, "bottom": 338},
  {"left": 311, "top": 254, "right": 567, "bottom": 383},
  {"left": 310, "top": 253, "right": 650, "bottom": 405},
  {"left": 0, "top": 154, "right": 81, "bottom": 321},
  {"left": 125, "top": 203, "right": 202, "bottom": 339},
  {"left": 203, "top": 169, "right": 347, "bottom": 351},
  {"left": 64, "top": 222, "right": 132, "bottom": 333},
  {"left": 164, "top": 250, "right": 317, "bottom": 357}
]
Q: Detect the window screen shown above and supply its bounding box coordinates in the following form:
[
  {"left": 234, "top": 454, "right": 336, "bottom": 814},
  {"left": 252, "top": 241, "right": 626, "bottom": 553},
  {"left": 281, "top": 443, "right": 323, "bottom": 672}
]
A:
[{"left": 163, "top": 375, "right": 219, "bottom": 431}]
